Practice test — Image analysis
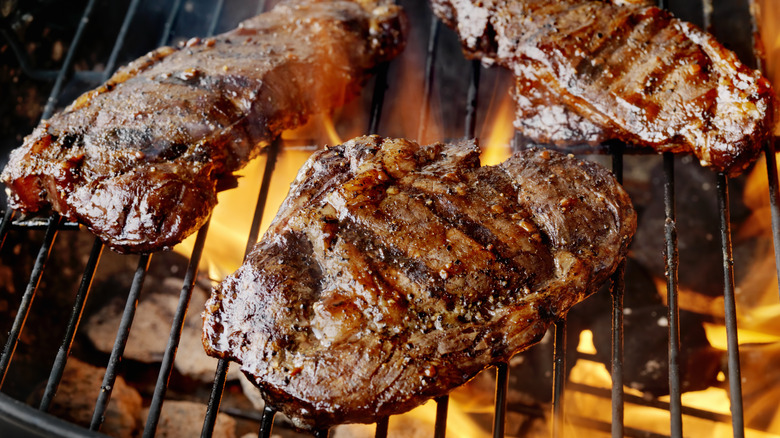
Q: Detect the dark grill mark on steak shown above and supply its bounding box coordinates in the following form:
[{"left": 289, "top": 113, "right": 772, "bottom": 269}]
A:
[{"left": 202, "top": 135, "right": 637, "bottom": 430}]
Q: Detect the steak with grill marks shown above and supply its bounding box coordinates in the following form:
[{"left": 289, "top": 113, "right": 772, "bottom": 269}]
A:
[
  {"left": 202, "top": 135, "right": 637, "bottom": 430},
  {"left": 430, "top": 0, "right": 775, "bottom": 176},
  {"left": 0, "top": 0, "right": 406, "bottom": 253}
]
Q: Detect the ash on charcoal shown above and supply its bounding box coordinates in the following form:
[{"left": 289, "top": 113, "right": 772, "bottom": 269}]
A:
[
  {"left": 142, "top": 399, "right": 236, "bottom": 438},
  {"left": 28, "top": 357, "right": 143, "bottom": 438},
  {"left": 85, "top": 276, "right": 240, "bottom": 383}
]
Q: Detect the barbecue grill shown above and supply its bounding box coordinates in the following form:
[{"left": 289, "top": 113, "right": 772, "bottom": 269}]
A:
[{"left": 0, "top": 0, "right": 778, "bottom": 437}]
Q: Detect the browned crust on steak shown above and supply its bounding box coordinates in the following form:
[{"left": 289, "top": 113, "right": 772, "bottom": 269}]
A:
[
  {"left": 202, "top": 135, "right": 636, "bottom": 430},
  {"left": 1, "top": 0, "right": 407, "bottom": 253},
  {"left": 431, "top": 0, "right": 775, "bottom": 175}
]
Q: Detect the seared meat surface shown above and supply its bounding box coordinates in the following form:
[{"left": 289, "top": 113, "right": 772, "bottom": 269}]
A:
[
  {"left": 1, "top": 0, "right": 406, "bottom": 253},
  {"left": 430, "top": 0, "right": 775, "bottom": 175},
  {"left": 202, "top": 135, "right": 636, "bottom": 430}
]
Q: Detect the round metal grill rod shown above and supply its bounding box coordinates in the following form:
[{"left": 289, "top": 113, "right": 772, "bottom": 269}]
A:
[
  {"left": 650, "top": 5, "right": 681, "bottom": 436},
  {"left": 257, "top": 406, "right": 276, "bottom": 438},
  {"left": 716, "top": 173, "right": 745, "bottom": 438},
  {"left": 89, "top": 254, "right": 152, "bottom": 431},
  {"left": 39, "top": 238, "right": 105, "bottom": 413},
  {"left": 763, "top": 138, "right": 780, "bottom": 298},
  {"left": 256, "top": 0, "right": 269, "bottom": 15},
  {"left": 204, "top": 139, "right": 280, "bottom": 438},
  {"left": 101, "top": 0, "right": 143, "bottom": 81},
  {"left": 368, "top": 63, "right": 390, "bottom": 136},
  {"left": 158, "top": 0, "right": 185, "bottom": 46},
  {"left": 0, "top": 213, "right": 62, "bottom": 389},
  {"left": 464, "top": 60, "right": 481, "bottom": 140},
  {"left": 202, "top": 358, "right": 231, "bottom": 438},
  {"left": 418, "top": 15, "right": 440, "bottom": 143},
  {"left": 206, "top": 0, "right": 227, "bottom": 37},
  {"left": 89, "top": 253, "right": 153, "bottom": 432},
  {"left": 0, "top": 209, "right": 15, "bottom": 251},
  {"left": 552, "top": 319, "right": 567, "bottom": 438},
  {"left": 748, "top": 0, "right": 780, "bottom": 300},
  {"left": 609, "top": 143, "right": 626, "bottom": 437},
  {"left": 662, "top": 152, "right": 683, "bottom": 437},
  {"left": 245, "top": 140, "right": 280, "bottom": 255},
  {"left": 41, "top": 0, "right": 99, "bottom": 119},
  {"left": 492, "top": 362, "right": 509, "bottom": 438},
  {"left": 375, "top": 417, "right": 389, "bottom": 438},
  {"left": 143, "top": 221, "right": 211, "bottom": 438},
  {"left": 433, "top": 395, "right": 449, "bottom": 438}
]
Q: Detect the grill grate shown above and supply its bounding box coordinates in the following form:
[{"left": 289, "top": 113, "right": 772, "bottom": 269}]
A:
[{"left": 0, "top": 0, "right": 778, "bottom": 437}]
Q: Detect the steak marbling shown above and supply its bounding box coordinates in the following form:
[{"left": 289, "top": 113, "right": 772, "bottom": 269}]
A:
[
  {"left": 202, "top": 135, "right": 637, "bottom": 430},
  {"left": 1, "top": 0, "right": 406, "bottom": 253}
]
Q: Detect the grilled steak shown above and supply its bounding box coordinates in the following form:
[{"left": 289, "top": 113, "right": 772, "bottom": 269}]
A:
[
  {"left": 0, "top": 0, "right": 406, "bottom": 253},
  {"left": 202, "top": 135, "right": 637, "bottom": 430},
  {"left": 430, "top": 0, "right": 775, "bottom": 175}
]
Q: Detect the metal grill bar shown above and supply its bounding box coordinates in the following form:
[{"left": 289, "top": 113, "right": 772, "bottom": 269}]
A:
[
  {"left": 464, "top": 60, "right": 481, "bottom": 139},
  {"left": 143, "top": 220, "right": 211, "bottom": 437},
  {"left": 102, "top": 0, "right": 143, "bottom": 79},
  {"left": 434, "top": 395, "right": 449, "bottom": 438},
  {"left": 0, "top": 214, "right": 62, "bottom": 388},
  {"left": 0, "top": 209, "right": 14, "bottom": 250},
  {"left": 203, "top": 358, "right": 231, "bottom": 438},
  {"left": 258, "top": 406, "right": 276, "bottom": 438},
  {"left": 256, "top": 0, "right": 269, "bottom": 16},
  {"left": 206, "top": 139, "right": 280, "bottom": 438},
  {"left": 552, "top": 319, "right": 567, "bottom": 437},
  {"left": 750, "top": 7, "right": 780, "bottom": 299},
  {"left": 159, "top": 0, "right": 185, "bottom": 46},
  {"left": 39, "top": 238, "right": 104, "bottom": 413},
  {"left": 369, "top": 64, "right": 390, "bottom": 136},
  {"left": 418, "top": 16, "right": 440, "bottom": 143},
  {"left": 610, "top": 144, "right": 625, "bottom": 438},
  {"left": 206, "top": 0, "right": 227, "bottom": 38},
  {"left": 763, "top": 141, "right": 780, "bottom": 298},
  {"left": 663, "top": 153, "right": 683, "bottom": 436},
  {"left": 41, "top": 0, "right": 100, "bottom": 118},
  {"left": 89, "top": 253, "right": 152, "bottom": 431},
  {"left": 716, "top": 174, "right": 745, "bottom": 437},
  {"left": 492, "top": 362, "right": 509, "bottom": 438},
  {"left": 375, "top": 417, "right": 389, "bottom": 438}
]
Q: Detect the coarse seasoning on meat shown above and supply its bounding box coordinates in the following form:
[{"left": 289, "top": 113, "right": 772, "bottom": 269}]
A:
[
  {"left": 0, "top": 0, "right": 406, "bottom": 253},
  {"left": 430, "top": 0, "right": 776, "bottom": 175},
  {"left": 202, "top": 135, "right": 637, "bottom": 430}
]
